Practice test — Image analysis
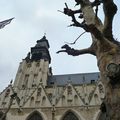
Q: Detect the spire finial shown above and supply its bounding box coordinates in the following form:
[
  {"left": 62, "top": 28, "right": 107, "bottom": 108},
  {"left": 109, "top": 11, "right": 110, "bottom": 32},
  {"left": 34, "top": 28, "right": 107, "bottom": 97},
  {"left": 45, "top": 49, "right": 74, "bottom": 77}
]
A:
[
  {"left": 10, "top": 79, "right": 13, "bottom": 84},
  {"left": 44, "top": 32, "right": 46, "bottom": 36},
  {"left": 42, "top": 33, "right": 46, "bottom": 39}
]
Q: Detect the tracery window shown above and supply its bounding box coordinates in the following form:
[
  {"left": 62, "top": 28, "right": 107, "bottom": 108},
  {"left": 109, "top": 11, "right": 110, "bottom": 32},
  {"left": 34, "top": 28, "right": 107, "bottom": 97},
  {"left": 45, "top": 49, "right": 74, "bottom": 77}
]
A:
[
  {"left": 27, "top": 111, "right": 43, "bottom": 120},
  {"left": 62, "top": 112, "right": 79, "bottom": 120}
]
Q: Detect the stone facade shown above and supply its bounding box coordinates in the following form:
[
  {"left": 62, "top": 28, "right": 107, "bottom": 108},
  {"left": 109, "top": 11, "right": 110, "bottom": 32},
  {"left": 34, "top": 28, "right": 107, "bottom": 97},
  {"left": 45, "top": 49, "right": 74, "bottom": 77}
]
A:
[{"left": 0, "top": 36, "right": 105, "bottom": 120}]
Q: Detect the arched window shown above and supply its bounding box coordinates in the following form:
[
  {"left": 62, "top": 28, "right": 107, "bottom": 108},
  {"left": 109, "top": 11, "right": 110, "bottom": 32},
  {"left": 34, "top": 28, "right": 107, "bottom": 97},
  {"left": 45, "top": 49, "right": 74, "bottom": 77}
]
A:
[
  {"left": 97, "top": 112, "right": 107, "bottom": 120},
  {"left": 42, "top": 96, "right": 46, "bottom": 106},
  {"left": 62, "top": 112, "right": 79, "bottom": 120},
  {"left": 27, "top": 111, "right": 43, "bottom": 120},
  {"left": 74, "top": 95, "right": 78, "bottom": 105},
  {"left": 32, "top": 74, "right": 38, "bottom": 87},
  {"left": 30, "top": 97, "right": 34, "bottom": 106},
  {"left": 48, "top": 93, "right": 52, "bottom": 102},
  {"left": 94, "top": 94, "right": 99, "bottom": 105},
  {"left": 62, "top": 95, "right": 66, "bottom": 106}
]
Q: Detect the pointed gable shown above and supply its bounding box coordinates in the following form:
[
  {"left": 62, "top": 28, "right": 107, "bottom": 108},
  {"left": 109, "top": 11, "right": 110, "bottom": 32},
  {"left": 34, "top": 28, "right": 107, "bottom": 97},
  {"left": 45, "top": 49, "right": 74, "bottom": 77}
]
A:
[
  {"left": 0, "top": 85, "right": 12, "bottom": 108},
  {"left": 0, "top": 85, "right": 21, "bottom": 109},
  {"left": 23, "top": 84, "right": 52, "bottom": 108},
  {"left": 56, "top": 83, "right": 84, "bottom": 107},
  {"left": 89, "top": 82, "right": 103, "bottom": 106}
]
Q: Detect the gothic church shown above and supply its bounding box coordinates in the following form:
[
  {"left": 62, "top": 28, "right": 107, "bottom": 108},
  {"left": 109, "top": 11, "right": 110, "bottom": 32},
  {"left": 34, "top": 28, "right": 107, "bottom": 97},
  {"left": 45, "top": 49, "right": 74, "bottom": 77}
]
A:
[{"left": 0, "top": 36, "right": 105, "bottom": 120}]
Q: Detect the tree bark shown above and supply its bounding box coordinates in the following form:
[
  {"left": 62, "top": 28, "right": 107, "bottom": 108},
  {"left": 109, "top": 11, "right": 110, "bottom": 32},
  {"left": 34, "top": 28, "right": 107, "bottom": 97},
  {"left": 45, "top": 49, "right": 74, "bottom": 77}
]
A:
[{"left": 58, "top": 0, "right": 120, "bottom": 119}]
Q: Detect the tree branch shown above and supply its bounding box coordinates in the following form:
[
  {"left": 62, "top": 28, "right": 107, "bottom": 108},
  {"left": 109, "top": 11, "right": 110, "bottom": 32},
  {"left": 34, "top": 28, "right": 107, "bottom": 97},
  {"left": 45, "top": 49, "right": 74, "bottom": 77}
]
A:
[
  {"left": 65, "top": 31, "right": 86, "bottom": 45},
  {"left": 56, "top": 44, "right": 96, "bottom": 56},
  {"left": 63, "top": 1, "right": 104, "bottom": 33},
  {"left": 103, "top": 0, "right": 117, "bottom": 40},
  {"left": 79, "top": 0, "right": 104, "bottom": 33},
  {"left": 91, "top": 0, "right": 103, "bottom": 17},
  {"left": 63, "top": 7, "right": 89, "bottom": 31},
  {"left": 72, "top": 9, "right": 82, "bottom": 14},
  {"left": 91, "top": 0, "right": 103, "bottom": 7}
]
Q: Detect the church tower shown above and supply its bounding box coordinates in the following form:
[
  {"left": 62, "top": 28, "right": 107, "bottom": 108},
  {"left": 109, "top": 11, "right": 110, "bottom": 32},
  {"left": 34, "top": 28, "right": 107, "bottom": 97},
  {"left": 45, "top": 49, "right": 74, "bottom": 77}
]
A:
[
  {"left": 0, "top": 35, "right": 104, "bottom": 120},
  {"left": 13, "top": 35, "right": 51, "bottom": 92}
]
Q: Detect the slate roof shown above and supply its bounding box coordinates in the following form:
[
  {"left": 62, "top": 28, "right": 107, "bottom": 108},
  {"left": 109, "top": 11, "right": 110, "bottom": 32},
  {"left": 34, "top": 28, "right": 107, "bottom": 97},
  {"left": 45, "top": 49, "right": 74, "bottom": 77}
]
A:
[{"left": 47, "top": 72, "right": 100, "bottom": 86}]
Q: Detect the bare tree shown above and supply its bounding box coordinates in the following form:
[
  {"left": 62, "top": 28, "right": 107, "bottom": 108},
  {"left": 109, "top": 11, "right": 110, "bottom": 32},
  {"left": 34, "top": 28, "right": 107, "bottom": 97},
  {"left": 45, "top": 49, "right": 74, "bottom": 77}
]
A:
[{"left": 57, "top": 0, "right": 120, "bottom": 119}]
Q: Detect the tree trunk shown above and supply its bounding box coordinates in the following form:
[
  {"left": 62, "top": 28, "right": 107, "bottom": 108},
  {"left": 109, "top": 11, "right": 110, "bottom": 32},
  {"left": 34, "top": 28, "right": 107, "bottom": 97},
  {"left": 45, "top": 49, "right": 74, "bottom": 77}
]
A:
[{"left": 57, "top": 0, "right": 120, "bottom": 119}]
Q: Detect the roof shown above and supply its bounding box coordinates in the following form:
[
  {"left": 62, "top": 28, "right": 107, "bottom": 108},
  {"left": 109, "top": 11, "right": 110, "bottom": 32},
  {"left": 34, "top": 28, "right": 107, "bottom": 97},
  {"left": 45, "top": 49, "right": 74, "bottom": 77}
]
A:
[
  {"left": 36, "top": 36, "right": 50, "bottom": 48},
  {"left": 47, "top": 72, "right": 100, "bottom": 86}
]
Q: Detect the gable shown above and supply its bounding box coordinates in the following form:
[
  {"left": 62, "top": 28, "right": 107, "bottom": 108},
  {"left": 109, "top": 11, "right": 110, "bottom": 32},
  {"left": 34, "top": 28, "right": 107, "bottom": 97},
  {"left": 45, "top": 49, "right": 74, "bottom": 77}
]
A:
[
  {"left": 23, "top": 84, "right": 52, "bottom": 108},
  {"left": 56, "top": 83, "right": 84, "bottom": 107}
]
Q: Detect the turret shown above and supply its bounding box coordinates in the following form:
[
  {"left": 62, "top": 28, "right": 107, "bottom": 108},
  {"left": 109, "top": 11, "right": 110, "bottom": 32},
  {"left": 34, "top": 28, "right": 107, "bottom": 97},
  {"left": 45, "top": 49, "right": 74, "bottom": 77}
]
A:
[
  {"left": 13, "top": 35, "right": 51, "bottom": 92},
  {"left": 31, "top": 36, "right": 51, "bottom": 63}
]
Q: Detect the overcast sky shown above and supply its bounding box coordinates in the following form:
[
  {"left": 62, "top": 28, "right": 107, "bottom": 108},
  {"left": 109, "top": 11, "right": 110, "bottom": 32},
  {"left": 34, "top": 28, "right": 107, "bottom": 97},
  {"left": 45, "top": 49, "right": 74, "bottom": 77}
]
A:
[{"left": 0, "top": 0, "right": 120, "bottom": 91}]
